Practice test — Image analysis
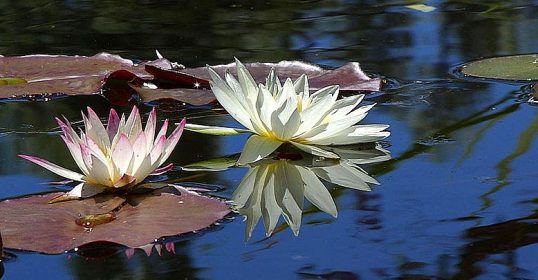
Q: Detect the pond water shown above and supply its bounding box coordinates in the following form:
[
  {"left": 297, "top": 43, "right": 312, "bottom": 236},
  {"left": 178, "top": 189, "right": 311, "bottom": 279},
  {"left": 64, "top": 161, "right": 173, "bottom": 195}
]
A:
[{"left": 2, "top": 1, "right": 538, "bottom": 279}]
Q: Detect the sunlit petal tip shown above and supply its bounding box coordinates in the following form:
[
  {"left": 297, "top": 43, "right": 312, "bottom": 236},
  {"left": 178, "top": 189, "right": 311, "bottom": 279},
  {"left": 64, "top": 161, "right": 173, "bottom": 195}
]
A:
[
  {"left": 55, "top": 116, "right": 66, "bottom": 128},
  {"left": 86, "top": 106, "right": 98, "bottom": 119}
]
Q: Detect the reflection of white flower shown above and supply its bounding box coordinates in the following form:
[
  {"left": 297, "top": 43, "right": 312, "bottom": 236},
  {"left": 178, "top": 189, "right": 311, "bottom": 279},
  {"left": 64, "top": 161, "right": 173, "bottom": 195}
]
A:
[
  {"left": 20, "top": 106, "right": 186, "bottom": 200},
  {"left": 185, "top": 59, "right": 390, "bottom": 165},
  {"left": 232, "top": 145, "right": 390, "bottom": 239}
]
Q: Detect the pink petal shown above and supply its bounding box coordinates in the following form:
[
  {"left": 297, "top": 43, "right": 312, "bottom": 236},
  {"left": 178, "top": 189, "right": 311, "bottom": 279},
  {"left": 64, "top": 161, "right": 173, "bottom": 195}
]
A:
[
  {"left": 155, "top": 119, "right": 169, "bottom": 141},
  {"left": 85, "top": 136, "right": 108, "bottom": 163},
  {"left": 86, "top": 107, "right": 111, "bottom": 147},
  {"left": 111, "top": 133, "right": 133, "bottom": 175},
  {"left": 60, "top": 135, "right": 88, "bottom": 175},
  {"left": 107, "top": 108, "right": 120, "bottom": 139},
  {"left": 144, "top": 108, "right": 157, "bottom": 150},
  {"left": 160, "top": 118, "right": 186, "bottom": 165},
  {"left": 19, "top": 154, "right": 84, "bottom": 181},
  {"left": 56, "top": 116, "right": 79, "bottom": 143},
  {"left": 125, "top": 106, "right": 142, "bottom": 141},
  {"left": 132, "top": 131, "right": 148, "bottom": 172},
  {"left": 149, "top": 135, "right": 166, "bottom": 164},
  {"left": 79, "top": 143, "right": 93, "bottom": 169},
  {"left": 150, "top": 163, "right": 173, "bottom": 176}
]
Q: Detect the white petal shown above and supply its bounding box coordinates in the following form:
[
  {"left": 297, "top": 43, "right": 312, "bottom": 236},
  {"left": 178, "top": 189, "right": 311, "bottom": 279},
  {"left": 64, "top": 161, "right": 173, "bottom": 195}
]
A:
[
  {"left": 124, "top": 106, "right": 143, "bottom": 142},
  {"left": 235, "top": 58, "right": 258, "bottom": 99},
  {"left": 273, "top": 162, "right": 303, "bottom": 236},
  {"left": 184, "top": 123, "right": 251, "bottom": 135},
  {"left": 328, "top": 94, "right": 365, "bottom": 120},
  {"left": 311, "top": 125, "right": 390, "bottom": 145},
  {"left": 270, "top": 102, "right": 300, "bottom": 141},
  {"left": 87, "top": 154, "right": 114, "bottom": 187},
  {"left": 48, "top": 182, "right": 106, "bottom": 203},
  {"left": 255, "top": 87, "right": 277, "bottom": 132},
  {"left": 67, "top": 182, "right": 106, "bottom": 199},
  {"left": 232, "top": 166, "right": 259, "bottom": 207},
  {"left": 296, "top": 93, "right": 336, "bottom": 135},
  {"left": 208, "top": 67, "right": 254, "bottom": 131},
  {"left": 309, "top": 85, "right": 339, "bottom": 103},
  {"left": 298, "top": 166, "right": 337, "bottom": 217},
  {"left": 144, "top": 108, "right": 157, "bottom": 150},
  {"left": 132, "top": 155, "right": 154, "bottom": 183},
  {"left": 293, "top": 74, "right": 309, "bottom": 102},
  {"left": 312, "top": 162, "right": 377, "bottom": 191},
  {"left": 276, "top": 78, "right": 296, "bottom": 105},
  {"left": 237, "top": 135, "right": 282, "bottom": 165},
  {"left": 261, "top": 167, "right": 282, "bottom": 236},
  {"left": 60, "top": 135, "right": 89, "bottom": 175}
]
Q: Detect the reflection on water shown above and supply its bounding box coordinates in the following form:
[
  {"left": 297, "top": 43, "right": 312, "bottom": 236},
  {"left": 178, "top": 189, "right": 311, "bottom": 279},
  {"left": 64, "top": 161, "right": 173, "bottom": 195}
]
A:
[{"left": 232, "top": 145, "right": 390, "bottom": 238}]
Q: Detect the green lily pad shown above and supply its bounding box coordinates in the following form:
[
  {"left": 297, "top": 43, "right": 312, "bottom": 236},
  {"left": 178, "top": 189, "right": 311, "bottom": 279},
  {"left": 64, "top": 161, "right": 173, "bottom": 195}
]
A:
[{"left": 460, "top": 54, "right": 538, "bottom": 81}]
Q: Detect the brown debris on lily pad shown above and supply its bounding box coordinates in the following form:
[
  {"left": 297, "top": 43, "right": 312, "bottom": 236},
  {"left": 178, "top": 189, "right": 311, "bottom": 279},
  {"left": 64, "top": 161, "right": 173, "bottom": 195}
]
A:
[
  {"left": 0, "top": 187, "right": 230, "bottom": 254},
  {"left": 0, "top": 52, "right": 381, "bottom": 105}
]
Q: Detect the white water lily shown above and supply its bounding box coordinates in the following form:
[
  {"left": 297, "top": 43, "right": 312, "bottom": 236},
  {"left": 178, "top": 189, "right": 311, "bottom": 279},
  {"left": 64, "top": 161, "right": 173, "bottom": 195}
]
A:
[
  {"left": 20, "top": 106, "right": 186, "bottom": 201},
  {"left": 232, "top": 144, "right": 390, "bottom": 239},
  {"left": 185, "top": 59, "right": 390, "bottom": 165}
]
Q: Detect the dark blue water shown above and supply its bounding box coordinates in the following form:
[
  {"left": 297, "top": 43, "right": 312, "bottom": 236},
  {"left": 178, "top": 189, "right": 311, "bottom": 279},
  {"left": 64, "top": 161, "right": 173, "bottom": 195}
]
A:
[{"left": 2, "top": 1, "right": 538, "bottom": 279}]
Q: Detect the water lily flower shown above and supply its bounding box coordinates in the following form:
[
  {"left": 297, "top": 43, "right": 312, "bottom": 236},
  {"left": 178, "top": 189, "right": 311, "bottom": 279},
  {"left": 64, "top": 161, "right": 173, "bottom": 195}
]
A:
[
  {"left": 20, "top": 106, "right": 186, "bottom": 201},
  {"left": 185, "top": 59, "right": 390, "bottom": 165}
]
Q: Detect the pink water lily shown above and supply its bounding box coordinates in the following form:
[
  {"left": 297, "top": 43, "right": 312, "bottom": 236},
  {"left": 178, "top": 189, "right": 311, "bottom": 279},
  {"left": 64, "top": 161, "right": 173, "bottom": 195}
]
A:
[{"left": 20, "top": 106, "right": 186, "bottom": 200}]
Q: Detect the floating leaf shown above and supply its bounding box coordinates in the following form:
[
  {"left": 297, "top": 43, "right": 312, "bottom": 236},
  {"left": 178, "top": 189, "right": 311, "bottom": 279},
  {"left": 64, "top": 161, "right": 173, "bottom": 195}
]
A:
[
  {"left": 0, "top": 187, "right": 230, "bottom": 254},
  {"left": 0, "top": 53, "right": 381, "bottom": 104},
  {"left": 459, "top": 54, "right": 538, "bottom": 81},
  {"left": 147, "top": 58, "right": 382, "bottom": 92},
  {"left": 0, "top": 53, "right": 151, "bottom": 98}
]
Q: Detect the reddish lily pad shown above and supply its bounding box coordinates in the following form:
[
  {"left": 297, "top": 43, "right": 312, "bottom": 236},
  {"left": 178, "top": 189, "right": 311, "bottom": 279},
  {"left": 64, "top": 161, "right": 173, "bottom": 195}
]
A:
[
  {"left": 0, "top": 53, "right": 152, "bottom": 98},
  {"left": 147, "top": 59, "right": 382, "bottom": 92},
  {"left": 0, "top": 188, "right": 230, "bottom": 254}
]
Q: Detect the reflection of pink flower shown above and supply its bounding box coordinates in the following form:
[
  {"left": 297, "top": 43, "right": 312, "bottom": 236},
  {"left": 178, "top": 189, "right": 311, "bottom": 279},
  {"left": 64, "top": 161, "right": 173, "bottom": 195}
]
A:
[{"left": 20, "top": 106, "right": 186, "bottom": 199}]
